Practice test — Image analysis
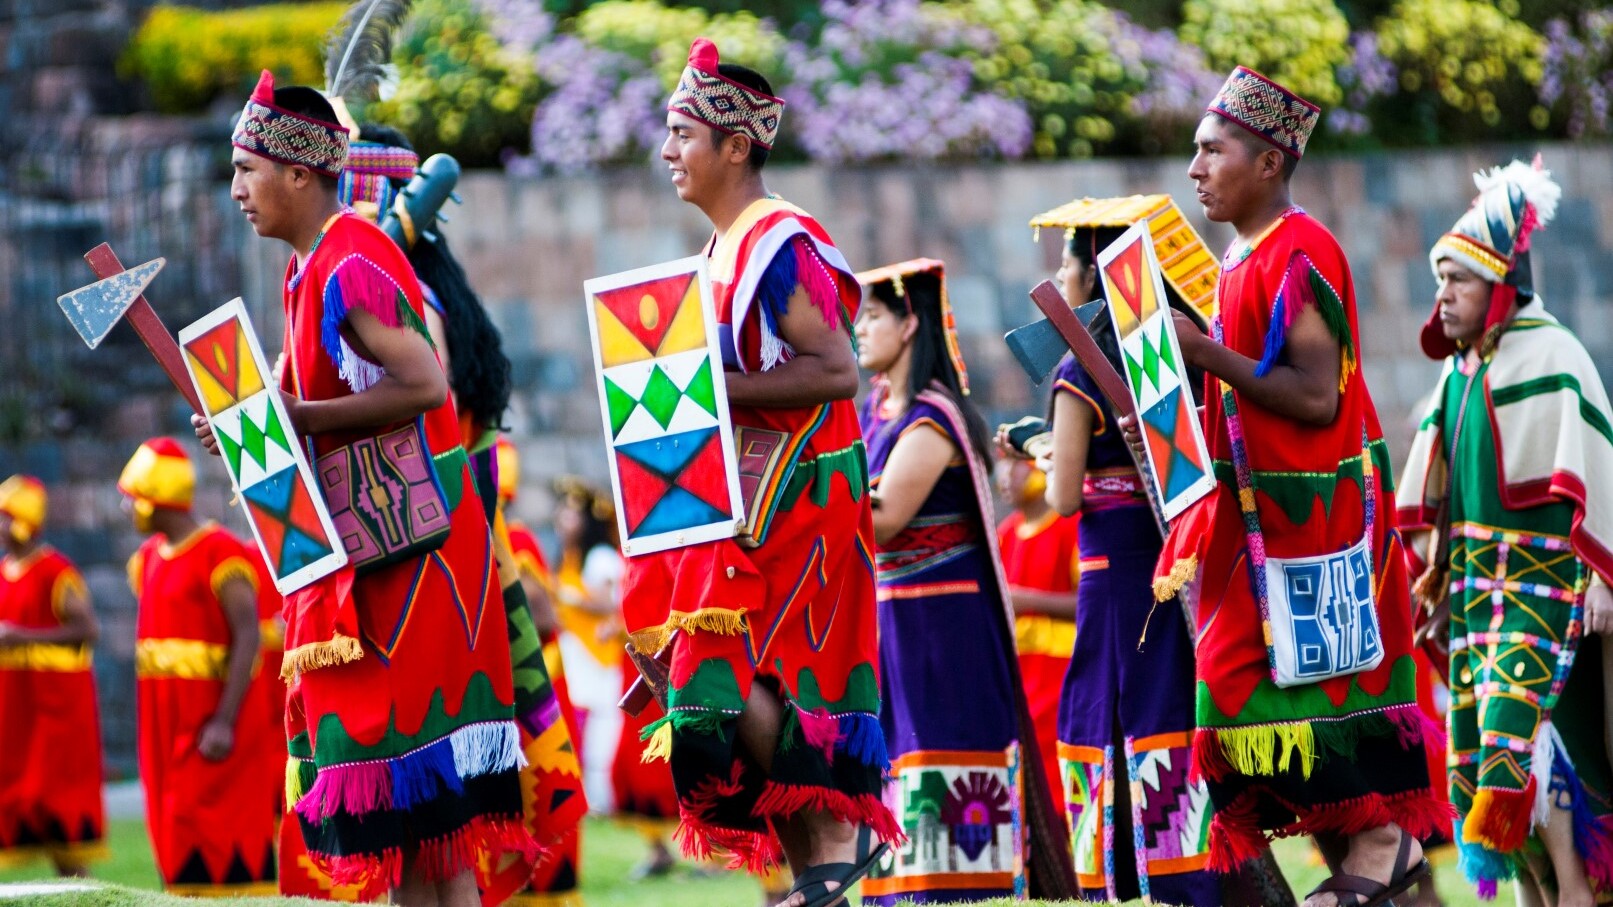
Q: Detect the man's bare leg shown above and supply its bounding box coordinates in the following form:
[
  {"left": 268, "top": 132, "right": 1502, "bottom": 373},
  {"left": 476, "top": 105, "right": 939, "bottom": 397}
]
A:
[
  {"left": 393, "top": 851, "right": 439, "bottom": 907},
  {"left": 1539, "top": 804, "right": 1595, "bottom": 907},
  {"left": 1301, "top": 824, "right": 1425, "bottom": 907},
  {"left": 735, "top": 681, "right": 859, "bottom": 907},
  {"left": 436, "top": 867, "right": 481, "bottom": 907}
]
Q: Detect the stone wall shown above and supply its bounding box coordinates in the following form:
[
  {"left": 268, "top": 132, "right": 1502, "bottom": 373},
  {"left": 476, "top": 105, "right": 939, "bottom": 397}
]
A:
[{"left": 6, "top": 135, "right": 1613, "bottom": 772}]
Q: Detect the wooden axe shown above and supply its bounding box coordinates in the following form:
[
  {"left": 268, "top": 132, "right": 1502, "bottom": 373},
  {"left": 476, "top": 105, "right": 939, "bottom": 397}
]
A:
[
  {"left": 618, "top": 631, "right": 676, "bottom": 717},
  {"left": 56, "top": 245, "right": 203, "bottom": 415}
]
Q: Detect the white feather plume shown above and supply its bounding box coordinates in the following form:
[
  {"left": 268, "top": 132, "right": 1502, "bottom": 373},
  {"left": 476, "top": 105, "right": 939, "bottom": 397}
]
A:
[{"left": 1474, "top": 158, "right": 1562, "bottom": 230}]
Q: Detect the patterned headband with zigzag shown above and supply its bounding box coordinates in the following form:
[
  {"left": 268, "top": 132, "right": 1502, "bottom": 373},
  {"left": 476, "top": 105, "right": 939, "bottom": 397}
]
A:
[
  {"left": 232, "top": 69, "right": 350, "bottom": 178},
  {"left": 667, "top": 38, "right": 784, "bottom": 150}
]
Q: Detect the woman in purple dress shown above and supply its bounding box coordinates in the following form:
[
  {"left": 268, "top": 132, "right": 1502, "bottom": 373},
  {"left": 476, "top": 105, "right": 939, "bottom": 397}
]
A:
[
  {"left": 853, "top": 259, "right": 1067, "bottom": 905},
  {"left": 1030, "top": 223, "right": 1222, "bottom": 907}
]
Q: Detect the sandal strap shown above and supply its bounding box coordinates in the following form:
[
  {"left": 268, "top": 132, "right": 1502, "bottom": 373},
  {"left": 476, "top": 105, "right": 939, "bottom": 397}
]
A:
[
  {"left": 1309, "top": 873, "right": 1386, "bottom": 902},
  {"left": 792, "top": 862, "right": 854, "bottom": 888}
]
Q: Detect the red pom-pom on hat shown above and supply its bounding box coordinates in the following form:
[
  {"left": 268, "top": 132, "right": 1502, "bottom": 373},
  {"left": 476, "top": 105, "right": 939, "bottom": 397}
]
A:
[
  {"left": 250, "top": 69, "right": 276, "bottom": 105},
  {"left": 143, "top": 436, "right": 191, "bottom": 461},
  {"left": 687, "top": 37, "right": 720, "bottom": 74}
]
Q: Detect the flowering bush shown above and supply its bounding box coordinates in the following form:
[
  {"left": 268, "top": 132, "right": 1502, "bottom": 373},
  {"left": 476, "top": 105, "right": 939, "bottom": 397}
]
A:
[
  {"left": 363, "top": 0, "right": 542, "bottom": 167},
  {"left": 1373, "top": 0, "right": 1546, "bottom": 140},
  {"left": 957, "top": 0, "right": 1213, "bottom": 158},
  {"left": 1540, "top": 8, "right": 1613, "bottom": 137},
  {"left": 1180, "top": 0, "right": 1350, "bottom": 107},
  {"left": 121, "top": 2, "right": 345, "bottom": 113},
  {"left": 778, "top": 0, "right": 1031, "bottom": 162}
]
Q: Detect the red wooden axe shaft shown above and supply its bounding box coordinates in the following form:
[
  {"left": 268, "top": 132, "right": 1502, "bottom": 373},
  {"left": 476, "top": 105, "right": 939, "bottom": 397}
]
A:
[{"left": 83, "top": 244, "right": 202, "bottom": 416}]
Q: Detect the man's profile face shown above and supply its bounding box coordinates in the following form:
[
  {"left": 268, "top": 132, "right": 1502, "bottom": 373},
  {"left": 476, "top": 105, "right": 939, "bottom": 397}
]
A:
[
  {"left": 661, "top": 110, "right": 726, "bottom": 206},
  {"left": 1187, "top": 115, "right": 1264, "bottom": 225},
  {"left": 1434, "top": 258, "right": 1493, "bottom": 345},
  {"left": 230, "top": 148, "right": 298, "bottom": 240}
]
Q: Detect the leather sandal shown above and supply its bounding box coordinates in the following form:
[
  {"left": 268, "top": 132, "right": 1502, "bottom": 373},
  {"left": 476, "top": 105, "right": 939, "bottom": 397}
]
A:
[
  {"left": 781, "top": 823, "right": 889, "bottom": 907},
  {"left": 1306, "top": 830, "right": 1432, "bottom": 907}
]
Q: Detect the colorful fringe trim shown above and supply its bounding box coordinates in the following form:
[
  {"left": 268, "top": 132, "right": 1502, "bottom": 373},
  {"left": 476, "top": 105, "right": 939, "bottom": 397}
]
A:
[
  {"left": 311, "top": 814, "right": 537, "bottom": 889},
  {"left": 627, "top": 607, "right": 746, "bottom": 657},
  {"left": 1253, "top": 251, "right": 1359, "bottom": 392},
  {"left": 280, "top": 633, "right": 364, "bottom": 679},
  {"left": 1207, "top": 786, "right": 1453, "bottom": 872},
  {"left": 294, "top": 721, "right": 522, "bottom": 822},
  {"left": 1153, "top": 554, "right": 1198, "bottom": 603},
  {"left": 320, "top": 252, "right": 431, "bottom": 393},
  {"left": 1193, "top": 703, "right": 1441, "bottom": 783},
  {"left": 754, "top": 235, "right": 845, "bottom": 370}
]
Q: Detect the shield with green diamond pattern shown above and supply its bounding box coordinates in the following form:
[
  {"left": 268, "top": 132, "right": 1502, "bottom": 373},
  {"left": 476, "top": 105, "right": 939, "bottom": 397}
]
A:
[
  {"left": 583, "top": 255, "right": 745, "bottom": 556},
  {"left": 1097, "top": 222, "right": 1215, "bottom": 522}
]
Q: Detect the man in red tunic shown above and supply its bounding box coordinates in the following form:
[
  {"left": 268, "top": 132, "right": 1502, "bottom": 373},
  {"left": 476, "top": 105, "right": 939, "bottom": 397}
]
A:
[
  {"left": 620, "top": 37, "right": 899, "bottom": 907},
  {"left": 0, "top": 475, "right": 105, "bottom": 876},
  {"left": 1146, "top": 67, "right": 1448, "bottom": 907},
  {"left": 201, "top": 71, "right": 531, "bottom": 905},
  {"left": 120, "top": 439, "right": 281, "bottom": 895}
]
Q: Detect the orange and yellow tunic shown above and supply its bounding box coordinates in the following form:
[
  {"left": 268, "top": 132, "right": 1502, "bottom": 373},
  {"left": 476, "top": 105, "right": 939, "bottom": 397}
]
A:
[
  {"left": 0, "top": 546, "right": 104, "bottom": 869},
  {"left": 130, "top": 523, "right": 281, "bottom": 895}
]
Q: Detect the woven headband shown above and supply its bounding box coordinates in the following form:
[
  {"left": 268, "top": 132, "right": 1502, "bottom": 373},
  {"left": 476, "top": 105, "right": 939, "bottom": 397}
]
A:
[
  {"left": 667, "top": 38, "right": 784, "bottom": 150},
  {"left": 1207, "top": 66, "right": 1319, "bottom": 159},
  {"left": 232, "top": 70, "right": 350, "bottom": 178}
]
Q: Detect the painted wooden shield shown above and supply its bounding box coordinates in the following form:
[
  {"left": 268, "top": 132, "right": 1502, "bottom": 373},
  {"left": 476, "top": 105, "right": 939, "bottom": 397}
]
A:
[
  {"left": 583, "top": 256, "right": 745, "bottom": 556},
  {"left": 178, "top": 299, "right": 347, "bottom": 593},
  {"left": 1097, "top": 222, "right": 1215, "bottom": 521}
]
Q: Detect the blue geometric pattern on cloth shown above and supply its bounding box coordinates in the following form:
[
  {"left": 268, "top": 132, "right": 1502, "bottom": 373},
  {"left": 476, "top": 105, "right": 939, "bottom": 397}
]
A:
[{"left": 1266, "top": 533, "right": 1383, "bottom": 684}]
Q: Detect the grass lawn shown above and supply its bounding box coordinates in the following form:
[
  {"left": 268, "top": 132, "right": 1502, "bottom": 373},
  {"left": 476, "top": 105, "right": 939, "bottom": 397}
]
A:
[{"left": 0, "top": 817, "right": 1505, "bottom": 906}]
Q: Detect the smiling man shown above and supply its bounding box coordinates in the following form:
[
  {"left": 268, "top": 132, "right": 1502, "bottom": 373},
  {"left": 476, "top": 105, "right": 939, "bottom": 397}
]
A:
[
  {"left": 207, "top": 70, "right": 531, "bottom": 906},
  {"left": 1145, "top": 67, "right": 1447, "bottom": 907},
  {"left": 617, "top": 37, "right": 898, "bottom": 907},
  {"left": 1400, "top": 159, "right": 1613, "bottom": 907}
]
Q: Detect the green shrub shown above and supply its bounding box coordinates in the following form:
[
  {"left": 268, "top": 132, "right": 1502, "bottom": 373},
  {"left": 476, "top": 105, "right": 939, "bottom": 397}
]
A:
[
  {"left": 1374, "top": 0, "right": 1545, "bottom": 140},
  {"left": 1180, "top": 0, "right": 1350, "bottom": 106},
  {"left": 571, "top": 0, "right": 787, "bottom": 91},
  {"left": 362, "top": 0, "right": 542, "bottom": 167},
  {"left": 121, "top": 2, "right": 345, "bottom": 113},
  {"left": 957, "top": 0, "right": 1151, "bottom": 158}
]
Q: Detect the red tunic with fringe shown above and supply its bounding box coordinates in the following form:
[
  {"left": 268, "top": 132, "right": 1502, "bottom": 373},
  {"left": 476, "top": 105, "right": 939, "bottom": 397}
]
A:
[
  {"left": 1155, "top": 209, "right": 1446, "bottom": 868},
  {"left": 0, "top": 546, "right": 104, "bottom": 869},
  {"left": 278, "top": 212, "right": 531, "bottom": 891},
  {"left": 619, "top": 197, "right": 898, "bottom": 872},
  {"left": 130, "top": 524, "right": 280, "bottom": 895}
]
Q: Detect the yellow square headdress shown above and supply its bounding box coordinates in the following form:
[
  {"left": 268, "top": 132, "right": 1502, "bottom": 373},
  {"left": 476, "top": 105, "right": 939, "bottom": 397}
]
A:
[
  {"left": 855, "top": 258, "right": 970, "bottom": 395},
  {"left": 1030, "top": 195, "right": 1219, "bottom": 319},
  {"left": 118, "top": 437, "right": 196, "bottom": 521}
]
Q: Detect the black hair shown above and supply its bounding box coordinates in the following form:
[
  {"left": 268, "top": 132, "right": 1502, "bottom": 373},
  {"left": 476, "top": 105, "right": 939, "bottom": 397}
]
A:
[
  {"left": 1064, "top": 225, "right": 1129, "bottom": 271},
  {"left": 357, "top": 122, "right": 514, "bottom": 433},
  {"left": 868, "top": 271, "right": 992, "bottom": 466},
  {"left": 271, "top": 86, "right": 341, "bottom": 189},
  {"left": 1219, "top": 117, "right": 1300, "bottom": 183},
  {"left": 715, "top": 62, "right": 773, "bottom": 172}
]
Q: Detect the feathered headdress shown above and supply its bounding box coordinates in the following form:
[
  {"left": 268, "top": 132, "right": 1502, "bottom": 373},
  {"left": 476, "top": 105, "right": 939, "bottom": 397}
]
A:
[
  {"left": 1422, "top": 155, "right": 1562, "bottom": 359},
  {"left": 325, "top": 0, "right": 412, "bottom": 107}
]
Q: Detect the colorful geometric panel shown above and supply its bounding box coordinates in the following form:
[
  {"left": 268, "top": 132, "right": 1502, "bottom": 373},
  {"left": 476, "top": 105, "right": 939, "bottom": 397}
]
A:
[
  {"left": 178, "top": 299, "right": 346, "bottom": 593},
  {"left": 183, "top": 318, "right": 265, "bottom": 415},
  {"left": 1058, "top": 744, "right": 1108, "bottom": 890},
  {"left": 1097, "top": 222, "right": 1215, "bottom": 523},
  {"left": 1139, "top": 388, "right": 1210, "bottom": 504},
  {"left": 1127, "top": 738, "right": 1212, "bottom": 868},
  {"left": 592, "top": 271, "right": 707, "bottom": 368},
  {"left": 863, "top": 751, "right": 1020, "bottom": 899},
  {"left": 584, "top": 256, "right": 743, "bottom": 556}
]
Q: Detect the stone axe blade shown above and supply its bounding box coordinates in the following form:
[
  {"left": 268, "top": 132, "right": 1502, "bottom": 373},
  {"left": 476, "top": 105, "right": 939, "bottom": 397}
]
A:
[
  {"left": 79, "top": 244, "right": 203, "bottom": 415},
  {"left": 57, "top": 257, "right": 164, "bottom": 350},
  {"left": 1003, "top": 318, "right": 1066, "bottom": 385}
]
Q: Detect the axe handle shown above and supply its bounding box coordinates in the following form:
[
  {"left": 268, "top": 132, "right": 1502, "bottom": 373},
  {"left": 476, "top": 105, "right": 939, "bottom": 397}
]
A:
[
  {"left": 83, "top": 244, "right": 203, "bottom": 416},
  {"left": 1027, "top": 280, "right": 1169, "bottom": 536},
  {"left": 618, "top": 633, "right": 675, "bottom": 717}
]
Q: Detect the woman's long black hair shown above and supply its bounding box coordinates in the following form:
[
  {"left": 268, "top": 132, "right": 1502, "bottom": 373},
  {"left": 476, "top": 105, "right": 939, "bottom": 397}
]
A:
[
  {"left": 867, "top": 271, "right": 992, "bottom": 466},
  {"left": 359, "top": 123, "right": 514, "bottom": 433}
]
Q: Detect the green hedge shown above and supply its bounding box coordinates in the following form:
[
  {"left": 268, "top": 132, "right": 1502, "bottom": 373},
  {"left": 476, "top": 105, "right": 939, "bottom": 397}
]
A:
[{"left": 120, "top": 2, "right": 345, "bottom": 113}]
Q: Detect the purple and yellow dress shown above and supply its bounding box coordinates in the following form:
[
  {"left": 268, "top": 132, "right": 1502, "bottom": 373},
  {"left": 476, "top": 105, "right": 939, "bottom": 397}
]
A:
[
  {"left": 1052, "top": 355, "right": 1219, "bottom": 907},
  {"left": 860, "top": 385, "right": 1025, "bottom": 905}
]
